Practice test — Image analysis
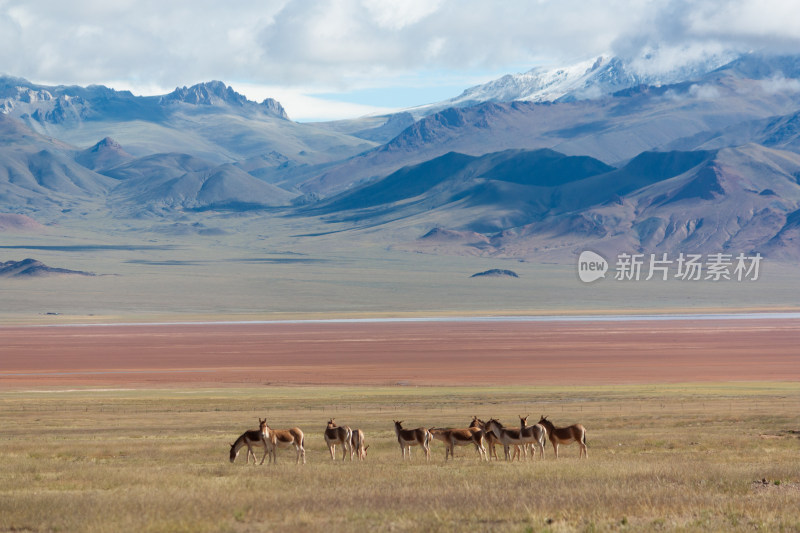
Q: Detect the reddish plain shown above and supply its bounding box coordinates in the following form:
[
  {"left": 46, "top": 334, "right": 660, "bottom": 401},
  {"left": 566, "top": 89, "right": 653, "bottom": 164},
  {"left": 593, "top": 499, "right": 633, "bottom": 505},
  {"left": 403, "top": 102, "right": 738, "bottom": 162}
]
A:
[{"left": 1, "top": 318, "right": 799, "bottom": 388}]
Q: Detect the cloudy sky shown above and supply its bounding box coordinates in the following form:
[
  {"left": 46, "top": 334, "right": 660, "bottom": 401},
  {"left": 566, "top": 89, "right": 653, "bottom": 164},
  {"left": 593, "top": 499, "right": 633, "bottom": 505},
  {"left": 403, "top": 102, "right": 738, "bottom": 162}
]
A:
[{"left": 3, "top": 0, "right": 800, "bottom": 120}]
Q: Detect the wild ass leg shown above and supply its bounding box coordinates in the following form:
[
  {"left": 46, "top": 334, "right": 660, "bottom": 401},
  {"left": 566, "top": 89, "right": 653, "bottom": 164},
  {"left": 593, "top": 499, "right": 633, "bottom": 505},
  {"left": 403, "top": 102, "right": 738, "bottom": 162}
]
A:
[
  {"left": 579, "top": 431, "right": 588, "bottom": 459},
  {"left": 245, "top": 444, "right": 256, "bottom": 465},
  {"left": 347, "top": 431, "right": 353, "bottom": 461},
  {"left": 341, "top": 441, "right": 349, "bottom": 461},
  {"left": 478, "top": 438, "right": 488, "bottom": 461}
]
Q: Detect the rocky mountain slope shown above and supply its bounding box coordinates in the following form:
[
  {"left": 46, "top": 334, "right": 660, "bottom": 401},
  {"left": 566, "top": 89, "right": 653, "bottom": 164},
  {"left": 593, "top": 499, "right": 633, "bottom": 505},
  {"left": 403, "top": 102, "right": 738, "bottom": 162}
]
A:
[
  {"left": 0, "top": 77, "right": 374, "bottom": 165},
  {"left": 297, "top": 55, "right": 800, "bottom": 198},
  {"left": 3, "top": 53, "right": 800, "bottom": 261}
]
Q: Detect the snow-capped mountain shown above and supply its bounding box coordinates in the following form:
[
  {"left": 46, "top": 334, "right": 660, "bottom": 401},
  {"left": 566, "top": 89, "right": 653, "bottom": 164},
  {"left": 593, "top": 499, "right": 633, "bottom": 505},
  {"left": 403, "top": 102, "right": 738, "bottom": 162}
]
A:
[{"left": 425, "top": 51, "right": 741, "bottom": 110}]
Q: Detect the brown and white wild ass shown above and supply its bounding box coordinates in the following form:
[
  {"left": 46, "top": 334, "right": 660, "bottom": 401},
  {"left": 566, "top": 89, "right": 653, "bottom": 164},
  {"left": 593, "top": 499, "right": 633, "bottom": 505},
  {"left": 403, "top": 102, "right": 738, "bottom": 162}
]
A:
[
  {"left": 429, "top": 426, "right": 487, "bottom": 461},
  {"left": 484, "top": 418, "right": 529, "bottom": 461},
  {"left": 471, "top": 417, "right": 500, "bottom": 460},
  {"left": 229, "top": 418, "right": 269, "bottom": 465},
  {"left": 324, "top": 418, "right": 353, "bottom": 461},
  {"left": 519, "top": 415, "right": 547, "bottom": 460},
  {"left": 350, "top": 428, "right": 369, "bottom": 460},
  {"left": 537, "top": 415, "right": 587, "bottom": 459},
  {"left": 264, "top": 421, "right": 306, "bottom": 464},
  {"left": 393, "top": 420, "right": 431, "bottom": 461}
]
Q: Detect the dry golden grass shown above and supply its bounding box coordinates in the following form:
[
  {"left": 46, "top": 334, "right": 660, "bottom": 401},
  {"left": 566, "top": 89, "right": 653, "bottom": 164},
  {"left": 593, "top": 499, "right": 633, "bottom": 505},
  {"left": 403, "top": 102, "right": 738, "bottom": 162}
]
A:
[{"left": 1, "top": 384, "right": 798, "bottom": 532}]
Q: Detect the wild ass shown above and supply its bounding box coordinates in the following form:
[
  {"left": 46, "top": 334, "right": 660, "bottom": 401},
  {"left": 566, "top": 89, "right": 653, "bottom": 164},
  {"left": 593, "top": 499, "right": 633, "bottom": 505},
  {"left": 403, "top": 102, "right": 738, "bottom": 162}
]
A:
[
  {"left": 229, "top": 418, "right": 269, "bottom": 465},
  {"left": 429, "top": 426, "right": 487, "bottom": 461},
  {"left": 471, "top": 416, "right": 500, "bottom": 460},
  {"left": 350, "top": 428, "right": 369, "bottom": 460},
  {"left": 519, "top": 415, "right": 547, "bottom": 460},
  {"left": 537, "top": 415, "right": 587, "bottom": 459},
  {"left": 393, "top": 420, "right": 431, "bottom": 461},
  {"left": 264, "top": 421, "right": 306, "bottom": 464},
  {"left": 484, "top": 418, "right": 529, "bottom": 461},
  {"left": 324, "top": 418, "right": 352, "bottom": 461}
]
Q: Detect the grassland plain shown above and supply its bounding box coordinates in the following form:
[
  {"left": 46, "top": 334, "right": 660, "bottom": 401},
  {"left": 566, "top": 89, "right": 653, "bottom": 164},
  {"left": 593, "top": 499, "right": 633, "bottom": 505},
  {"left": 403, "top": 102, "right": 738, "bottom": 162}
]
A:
[
  {"left": 1, "top": 384, "right": 799, "bottom": 532},
  {"left": 3, "top": 211, "right": 800, "bottom": 324}
]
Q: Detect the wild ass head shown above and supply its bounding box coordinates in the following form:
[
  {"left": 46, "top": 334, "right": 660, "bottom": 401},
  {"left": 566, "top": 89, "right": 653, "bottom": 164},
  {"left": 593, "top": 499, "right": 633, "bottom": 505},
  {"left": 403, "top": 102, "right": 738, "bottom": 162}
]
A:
[{"left": 229, "top": 442, "right": 238, "bottom": 463}]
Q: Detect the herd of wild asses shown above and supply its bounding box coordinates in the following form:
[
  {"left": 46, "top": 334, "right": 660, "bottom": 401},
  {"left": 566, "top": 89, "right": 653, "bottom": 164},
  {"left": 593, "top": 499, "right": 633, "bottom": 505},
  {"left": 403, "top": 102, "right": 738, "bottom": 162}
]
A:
[{"left": 229, "top": 416, "right": 587, "bottom": 464}]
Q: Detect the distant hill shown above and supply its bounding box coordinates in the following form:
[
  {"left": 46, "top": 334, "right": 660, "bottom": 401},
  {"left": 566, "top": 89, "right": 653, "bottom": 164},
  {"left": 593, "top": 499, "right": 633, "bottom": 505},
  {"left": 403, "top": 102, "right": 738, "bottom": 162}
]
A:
[
  {"left": 75, "top": 137, "right": 135, "bottom": 171},
  {"left": 0, "top": 258, "right": 94, "bottom": 278},
  {"left": 0, "top": 114, "right": 117, "bottom": 210},
  {"left": 106, "top": 153, "right": 298, "bottom": 214},
  {"left": 470, "top": 269, "right": 519, "bottom": 278}
]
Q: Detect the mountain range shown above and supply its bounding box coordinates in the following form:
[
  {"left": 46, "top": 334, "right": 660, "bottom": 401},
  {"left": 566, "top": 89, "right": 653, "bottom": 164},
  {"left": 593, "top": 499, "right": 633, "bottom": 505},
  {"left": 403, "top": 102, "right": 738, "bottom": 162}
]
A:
[{"left": 3, "top": 52, "right": 800, "bottom": 261}]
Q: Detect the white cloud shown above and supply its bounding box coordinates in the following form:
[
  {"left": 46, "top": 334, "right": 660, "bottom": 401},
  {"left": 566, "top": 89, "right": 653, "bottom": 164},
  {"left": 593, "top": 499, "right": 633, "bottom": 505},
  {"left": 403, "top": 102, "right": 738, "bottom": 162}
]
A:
[
  {"left": 689, "top": 84, "right": 721, "bottom": 100},
  {"left": 687, "top": 0, "right": 800, "bottom": 43},
  {"left": 7, "top": 5, "right": 33, "bottom": 29},
  {"left": 361, "top": 0, "right": 443, "bottom": 30},
  {"left": 759, "top": 75, "right": 800, "bottom": 95},
  {"left": 229, "top": 82, "right": 396, "bottom": 121}
]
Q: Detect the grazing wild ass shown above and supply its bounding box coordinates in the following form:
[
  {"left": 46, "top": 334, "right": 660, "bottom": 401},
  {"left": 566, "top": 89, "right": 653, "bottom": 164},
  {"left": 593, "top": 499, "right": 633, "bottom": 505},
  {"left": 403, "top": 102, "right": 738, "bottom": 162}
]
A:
[
  {"left": 350, "top": 428, "right": 369, "bottom": 460},
  {"left": 537, "top": 415, "right": 587, "bottom": 459},
  {"left": 229, "top": 418, "right": 269, "bottom": 465},
  {"left": 519, "top": 415, "right": 547, "bottom": 459},
  {"left": 264, "top": 421, "right": 306, "bottom": 464},
  {"left": 393, "top": 420, "right": 431, "bottom": 461},
  {"left": 324, "top": 418, "right": 353, "bottom": 461},
  {"left": 429, "top": 426, "right": 487, "bottom": 461}
]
